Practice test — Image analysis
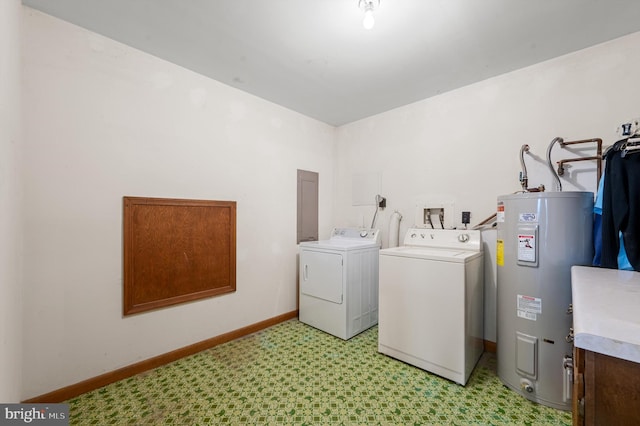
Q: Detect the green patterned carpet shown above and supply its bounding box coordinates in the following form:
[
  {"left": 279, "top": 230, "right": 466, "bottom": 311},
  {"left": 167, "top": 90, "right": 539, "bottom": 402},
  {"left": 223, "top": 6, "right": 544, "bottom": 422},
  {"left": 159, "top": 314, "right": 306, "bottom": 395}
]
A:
[{"left": 67, "top": 319, "right": 572, "bottom": 425}]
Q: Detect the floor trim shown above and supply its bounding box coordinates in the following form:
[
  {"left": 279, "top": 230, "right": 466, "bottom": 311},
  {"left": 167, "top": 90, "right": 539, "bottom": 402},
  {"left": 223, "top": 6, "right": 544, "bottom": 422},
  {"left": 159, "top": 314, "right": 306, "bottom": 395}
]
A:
[
  {"left": 484, "top": 340, "right": 497, "bottom": 353},
  {"left": 23, "top": 310, "right": 298, "bottom": 403}
]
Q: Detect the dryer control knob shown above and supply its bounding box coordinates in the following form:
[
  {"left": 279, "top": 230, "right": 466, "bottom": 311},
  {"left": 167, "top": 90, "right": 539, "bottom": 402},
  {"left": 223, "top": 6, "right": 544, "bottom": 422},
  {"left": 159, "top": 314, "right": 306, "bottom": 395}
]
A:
[{"left": 458, "top": 234, "right": 470, "bottom": 243}]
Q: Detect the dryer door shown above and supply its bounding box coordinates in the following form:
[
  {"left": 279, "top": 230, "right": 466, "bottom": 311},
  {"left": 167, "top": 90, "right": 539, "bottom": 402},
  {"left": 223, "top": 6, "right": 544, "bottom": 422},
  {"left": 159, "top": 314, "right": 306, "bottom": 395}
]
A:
[{"left": 300, "top": 250, "right": 343, "bottom": 303}]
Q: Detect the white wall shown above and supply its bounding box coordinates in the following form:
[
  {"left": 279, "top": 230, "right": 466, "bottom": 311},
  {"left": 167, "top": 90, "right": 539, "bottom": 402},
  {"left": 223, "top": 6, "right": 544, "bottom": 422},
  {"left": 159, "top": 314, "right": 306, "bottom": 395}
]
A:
[
  {"left": 0, "top": 0, "right": 23, "bottom": 403},
  {"left": 335, "top": 32, "right": 640, "bottom": 342},
  {"left": 19, "top": 5, "right": 640, "bottom": 399},
  {"left": 21, "top": 8, "right": 335, "bottom": 400}
]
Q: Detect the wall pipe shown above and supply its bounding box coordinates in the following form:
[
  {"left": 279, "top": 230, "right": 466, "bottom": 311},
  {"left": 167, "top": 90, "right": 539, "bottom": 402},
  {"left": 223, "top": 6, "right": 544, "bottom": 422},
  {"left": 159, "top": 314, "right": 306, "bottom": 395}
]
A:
[
  {"left": 519, "top": 144, "right": 530, "bottom": 191},
  {"left": 388, "top": 210, "right": 403, "bottom": 248},
  {"left": 519, "top": 144, "right": 545, "bottom": 192},
  {"left": 472, "top": 213, "right": 497, "bottom": 230},
  {"left": 546, "top": 137, "right": 564, "bottom": 191},
  {"left": 556, "top": 138, "right": 603, "bottom": 186}
]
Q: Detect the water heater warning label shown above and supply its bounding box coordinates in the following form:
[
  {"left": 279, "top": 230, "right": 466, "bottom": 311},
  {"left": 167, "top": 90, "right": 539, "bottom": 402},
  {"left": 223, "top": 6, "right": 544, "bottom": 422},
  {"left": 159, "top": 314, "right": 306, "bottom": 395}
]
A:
[
  {"left": 517, "top": 294, "right": 542, "bottom": 321},
  {"left": 497, "top": 202, "right": 505, "bottom": 223},
  {"left": 518, "top": 234, "right": 536, "bottom": 262}
]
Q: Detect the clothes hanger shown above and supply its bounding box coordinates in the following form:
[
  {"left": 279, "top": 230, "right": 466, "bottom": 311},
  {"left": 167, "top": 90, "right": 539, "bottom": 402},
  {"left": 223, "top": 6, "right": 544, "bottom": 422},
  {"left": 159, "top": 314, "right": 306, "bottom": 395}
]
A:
[{"left": 621, "top": 133, "right": 640, "bottom": 157}]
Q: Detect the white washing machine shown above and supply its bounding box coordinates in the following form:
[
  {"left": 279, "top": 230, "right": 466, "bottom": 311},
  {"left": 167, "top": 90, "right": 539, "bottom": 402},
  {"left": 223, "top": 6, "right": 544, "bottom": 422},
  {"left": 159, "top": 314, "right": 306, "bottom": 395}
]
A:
[
  {"left": 378, "top": 228, "right": 484, "bottom": 385},
  {"left": 299, "top": 228, "right": 380, "bottom": 340}
]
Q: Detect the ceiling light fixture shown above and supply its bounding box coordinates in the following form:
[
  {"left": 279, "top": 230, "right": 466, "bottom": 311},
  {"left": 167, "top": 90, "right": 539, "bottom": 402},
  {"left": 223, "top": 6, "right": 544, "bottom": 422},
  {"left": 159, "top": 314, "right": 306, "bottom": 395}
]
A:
[{"left": 359, "top": 0, "right": 380, "bottom": 30}]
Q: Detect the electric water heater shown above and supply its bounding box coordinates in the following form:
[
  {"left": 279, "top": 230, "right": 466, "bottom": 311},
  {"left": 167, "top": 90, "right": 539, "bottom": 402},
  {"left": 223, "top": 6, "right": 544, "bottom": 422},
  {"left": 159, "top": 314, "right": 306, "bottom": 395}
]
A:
[{"left": 496, "top": 192, "right": 593, "bottom": 410}]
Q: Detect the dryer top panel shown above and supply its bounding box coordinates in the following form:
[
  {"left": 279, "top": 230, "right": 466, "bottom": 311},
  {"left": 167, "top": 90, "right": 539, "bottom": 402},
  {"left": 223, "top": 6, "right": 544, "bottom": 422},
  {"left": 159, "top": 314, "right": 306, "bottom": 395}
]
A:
[
  {"left": 300, "top": 239, "right": 380, "bottom": 251},
  {"left": 299, "top": 228, "right": 381, "bottom": 251},
  {"left": 331, "top": 227, "right": 380, "bottom": 243}
]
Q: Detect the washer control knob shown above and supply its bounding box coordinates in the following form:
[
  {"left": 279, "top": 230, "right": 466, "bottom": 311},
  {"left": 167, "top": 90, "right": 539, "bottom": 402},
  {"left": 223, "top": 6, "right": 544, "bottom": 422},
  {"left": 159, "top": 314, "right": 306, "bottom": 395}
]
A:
[
  {"left": 359, "top": 230, "right": 368, "bottom": 237},
  {"left": 410, "top": 233, "right": 416, "bottom": 238},
  {"left": 458, "top": 234, "right": 470, "bottom": 243}
]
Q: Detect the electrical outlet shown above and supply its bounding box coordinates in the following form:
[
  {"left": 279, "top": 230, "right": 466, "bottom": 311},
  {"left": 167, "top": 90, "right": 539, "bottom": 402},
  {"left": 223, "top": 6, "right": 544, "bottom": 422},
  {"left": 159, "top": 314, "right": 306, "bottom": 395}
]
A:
[{"left": 461, "top": 211, "right": 471, "bottom": 224}]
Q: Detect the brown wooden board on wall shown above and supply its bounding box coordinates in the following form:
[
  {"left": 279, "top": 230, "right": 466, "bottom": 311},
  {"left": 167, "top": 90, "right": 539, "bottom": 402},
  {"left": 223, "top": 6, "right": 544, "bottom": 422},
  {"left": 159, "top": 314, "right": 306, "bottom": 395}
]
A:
[{"left": 123, "top": 196, "right": 236, "bottom": 315}]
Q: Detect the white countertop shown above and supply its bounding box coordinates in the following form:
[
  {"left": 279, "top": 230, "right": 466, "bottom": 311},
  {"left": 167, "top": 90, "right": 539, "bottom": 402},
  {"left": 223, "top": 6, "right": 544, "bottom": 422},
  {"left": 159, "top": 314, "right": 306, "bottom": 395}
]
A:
[{"left": 571, "top": 266, "right": 640, "bottom": 363}]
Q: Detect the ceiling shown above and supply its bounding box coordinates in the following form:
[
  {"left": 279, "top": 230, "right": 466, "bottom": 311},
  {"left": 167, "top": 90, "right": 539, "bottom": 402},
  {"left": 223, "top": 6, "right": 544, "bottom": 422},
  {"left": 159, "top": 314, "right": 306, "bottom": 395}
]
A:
[{"left": 22, "top": 0, "right": 640, "bottom": 126}]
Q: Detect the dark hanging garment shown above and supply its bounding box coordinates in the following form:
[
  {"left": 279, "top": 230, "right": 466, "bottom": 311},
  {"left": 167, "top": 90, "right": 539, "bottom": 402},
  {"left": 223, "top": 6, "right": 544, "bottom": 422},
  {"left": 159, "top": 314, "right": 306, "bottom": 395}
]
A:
[
  {"left": 592, "top": 175, "right": 604, "bottom": 266},
  {"left": 601, "top": 138, "right": 640, "bottom": 270}
]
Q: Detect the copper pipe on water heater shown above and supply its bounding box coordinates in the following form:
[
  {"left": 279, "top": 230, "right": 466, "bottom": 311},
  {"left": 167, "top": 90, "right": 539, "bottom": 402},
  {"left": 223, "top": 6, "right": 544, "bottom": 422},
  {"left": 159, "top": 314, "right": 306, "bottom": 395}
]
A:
[
  {"left": 473, "top": 213, "right": 497, "bottom": 229},
  {"left": 556, "top": 138, "right": 603, "bottom": 185}
]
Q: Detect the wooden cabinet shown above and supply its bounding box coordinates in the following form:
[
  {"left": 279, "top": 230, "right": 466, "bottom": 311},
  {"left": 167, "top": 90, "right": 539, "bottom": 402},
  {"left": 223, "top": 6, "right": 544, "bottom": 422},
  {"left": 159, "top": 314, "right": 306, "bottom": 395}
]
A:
[{"left": 573, "top": 346, "right": 640, "bottom": 425}]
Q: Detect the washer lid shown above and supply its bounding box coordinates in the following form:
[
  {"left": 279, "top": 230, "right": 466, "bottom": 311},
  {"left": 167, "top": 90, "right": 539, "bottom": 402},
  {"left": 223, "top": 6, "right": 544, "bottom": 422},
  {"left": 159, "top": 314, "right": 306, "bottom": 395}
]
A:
[{"left": 379, "top": 246, "right": 482, "bottom": 262}]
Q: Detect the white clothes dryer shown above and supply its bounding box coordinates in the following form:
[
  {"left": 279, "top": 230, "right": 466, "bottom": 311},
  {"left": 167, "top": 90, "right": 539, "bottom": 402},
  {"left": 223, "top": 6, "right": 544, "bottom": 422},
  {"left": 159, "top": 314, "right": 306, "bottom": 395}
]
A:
[
  {"left": 299, "top": 228, "right": 380, "bottom": 340},
  {"left": 378, "top": 228, "right": 484, "bottom": 385}
]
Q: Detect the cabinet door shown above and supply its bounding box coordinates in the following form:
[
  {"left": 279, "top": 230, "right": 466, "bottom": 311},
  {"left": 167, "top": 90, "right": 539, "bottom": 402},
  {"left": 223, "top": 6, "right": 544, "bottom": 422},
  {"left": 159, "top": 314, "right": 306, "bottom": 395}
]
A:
[
  {"left": 573, "top": 347, "right": 585, "bottom": 426},
  {"left": 300, "top": 250, "right": 343, "bottom": 303},
  {"left": 582, "top": 350, "right": 640, "bottom": 426}
]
